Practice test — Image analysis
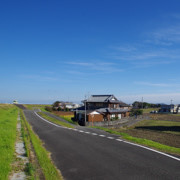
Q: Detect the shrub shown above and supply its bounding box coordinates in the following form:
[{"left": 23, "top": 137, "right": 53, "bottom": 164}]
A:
[
  {"left": 130, "top": 109, "right": 143, "bottom": 116},
  {"left": 45, "top": 106, "right": 53, "bottom": 112}
]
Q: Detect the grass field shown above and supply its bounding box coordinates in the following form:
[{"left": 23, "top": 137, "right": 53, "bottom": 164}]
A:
[
  {"left": 21, "top": 110, "right": 63, "bottom": 180},
  {"left": 54, "top": 114, "right": 78, "bottom": 125},
  {"left": 140, "top": 108, "right": 160, "bottom": 114},
  {"left": 0, "top": 104, "right": 18, "bottom": 180}
]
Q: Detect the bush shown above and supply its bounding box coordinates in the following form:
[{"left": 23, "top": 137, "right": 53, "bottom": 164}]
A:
[
  {"left": 130, "top": 109, "right": 143, "bottom": 117},
  {"left": 45, "top": 106, "right": 53, "bottom": 112}
]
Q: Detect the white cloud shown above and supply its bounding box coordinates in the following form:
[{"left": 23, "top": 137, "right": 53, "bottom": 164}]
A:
[
  {"left": 118, "top": 92, "right": 180, "bottom": 104},
  {"left": 148, "top": 25, "right": 180, "bottom": 45},
  {"left": 171, "top": 13, "right": 180, "bottom": 19},
  {"left": 114, "top": 46, "right": 137, "bottom": 52},
  {"left": 19, "top": 75, "right": 58, "bottom": 81},
  {"left": 134, "top": 81, "right": 174, "bottom": 87},
  {"left": 67, "top": 62, "right": 93, "bottom": 66},
  {"left": 65, "top": 61, "right": 123, "bottom": 74}
]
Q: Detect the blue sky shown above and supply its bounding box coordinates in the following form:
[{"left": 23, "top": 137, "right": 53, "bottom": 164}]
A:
[{"left": 0, "top": 0, "right": 180, "bottom": 104}]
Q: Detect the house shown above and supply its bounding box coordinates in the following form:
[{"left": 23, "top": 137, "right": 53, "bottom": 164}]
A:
[
  {"left": 73, "top": 95, "right": 130, "bottom": 125},
  {"left": 53, "top": 101, "right": 80, "bottom": 110},
  {"left": 159, "top": 104, "right": 180, "bottom": 114}
]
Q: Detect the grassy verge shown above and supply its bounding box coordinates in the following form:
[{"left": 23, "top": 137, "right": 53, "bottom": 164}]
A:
[
  {"left": 21, "top": 110, "right": 63, "bottom": 180},
  {"left": 20, "top": 110, "right": 38, "bottom": 179},
  {"left": 58, "top": 115, "right": 77, "bottom": 125},
  {"left": 93, "top": 126, "right": 180, "bottom": 156},
  {"left": 0, "top": 104, "right": 18, "bottom": 180},
  {"left": 38, "top": 112, "right": 74, "bottom": 128},
  {"left": 24, "top": 104, "right": 50, "bottom": 112}
]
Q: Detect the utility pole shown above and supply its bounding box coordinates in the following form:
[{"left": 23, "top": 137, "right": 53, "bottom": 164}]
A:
[
  {"left": 84, "top": 95, "right": 87, "bottom": 126},
  {"left": 142, "top": 97, "right": 143, "bottom": 109},
  {"left": 171, "top": 99, "right": 173, "bottom": 113}
]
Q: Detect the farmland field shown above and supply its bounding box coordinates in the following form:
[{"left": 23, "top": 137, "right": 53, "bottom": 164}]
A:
[{"left": 114, "top": 114, "right": 180, "bottom": 150}]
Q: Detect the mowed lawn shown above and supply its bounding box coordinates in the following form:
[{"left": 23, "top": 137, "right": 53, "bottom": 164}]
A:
[{"left": 0, "top": 104, "right": 18, "bottom": 180}]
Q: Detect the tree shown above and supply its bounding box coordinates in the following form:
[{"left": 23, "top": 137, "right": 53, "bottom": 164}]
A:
[
  {"left": 52, "top": 101, "right": 61, "bottom": 108},
  {"left": 130, "top": 109, "right": 143, "bottom": 117},
  {"left": 45, "top": 106, "right": 53, "bottom": 112}
]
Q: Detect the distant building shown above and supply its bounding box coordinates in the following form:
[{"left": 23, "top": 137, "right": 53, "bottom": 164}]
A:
[
  {"left": 159, "top": 104, "right": 180, "bottom": 114},
  {"left": 53, "top": 101, "right": 80, "bottom": 110},
  {"left": 73, "top": 95, "right": 131, "bottom": 125},
  {"left": 13, "top": 100, "right": 18, "bottom": 104}
]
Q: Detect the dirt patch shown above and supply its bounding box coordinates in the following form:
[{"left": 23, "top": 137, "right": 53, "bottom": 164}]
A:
[
  {"left": 122, "top": 129, "right": 180, "bottom": 148},
  {"left": 53, "top": 111, "right": 74, "bottom": 116}
]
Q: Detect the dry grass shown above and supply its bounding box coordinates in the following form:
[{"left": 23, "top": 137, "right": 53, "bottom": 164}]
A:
[{"left": 53, "top": 111, "right": 74, "bottom": 116}]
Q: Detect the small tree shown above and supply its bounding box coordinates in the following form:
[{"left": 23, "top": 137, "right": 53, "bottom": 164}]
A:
[
  {"left": 52, "top": 101, "right": 61, "bottom": 108},
  {"left": 45, "top": 106, "right": 53, "bottom": 112},
  {"left": 130, "top": 109, "right": 143, "bottom": 117},
  {"left": 57, "top": 107, "right": 62, "bottom": 111}
]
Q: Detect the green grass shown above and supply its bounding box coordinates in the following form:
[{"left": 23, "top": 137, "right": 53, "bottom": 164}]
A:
[
  {"left": 140, "top": 108, "right": 160, "bottom": 114},
  {"left": 0, "top": 104, "right": 18, "bottom": 180},
  {"left": 38, "top": 112, "right": 74, "bottom": 128},
  {"left": 129, "top": 119, "right": 180, "bottom": 135},
  {"left": 24, "top": 104, "right": 51, "bottom": 112},
  {"left": 132, "top": 119, "right": 180, "bottom": 127},
  {"left": 20, "top": 110, "right": 37, "bottom": 179},
  {"left": 93, "top": 126, "right": 180, "bottom": 156},
  {"left": 21, "top": 111, "right": 63, "bottom": 180},
  {"left": 59, "top": 115, "right": 78, "bottom": 125}
]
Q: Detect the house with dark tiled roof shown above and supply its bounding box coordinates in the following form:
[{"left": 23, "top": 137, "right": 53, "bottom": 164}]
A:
[
  {"left": 74, "top": 95, "right": 130, "bottom": 125},
  {"left": 159, "top": 104, "right": 180, "bottom": 114}
]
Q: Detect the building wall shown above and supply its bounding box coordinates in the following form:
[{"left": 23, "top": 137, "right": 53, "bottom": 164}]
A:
[
  {"left": 88, "top": 114, "right": 103, "bottom": 122},
  {"left": 87, "top": 102, "right": 108, "bottom": 110}
]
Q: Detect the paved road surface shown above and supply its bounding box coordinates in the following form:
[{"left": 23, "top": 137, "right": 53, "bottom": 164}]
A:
[{"left": 24, "top": 110, "right": 180, "bottom": 180}]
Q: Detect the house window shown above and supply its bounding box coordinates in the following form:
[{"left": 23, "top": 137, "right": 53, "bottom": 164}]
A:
[
  {"left": 111, "top": 114, "right": 115, "bottom": 118},
  {"left": 96, "top": 103, "right": 103, "bottom": 107}
]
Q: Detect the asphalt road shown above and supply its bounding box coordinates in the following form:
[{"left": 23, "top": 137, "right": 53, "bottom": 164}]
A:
[{"left": 24, "top": 110, "right": 180, "bottom": 180}]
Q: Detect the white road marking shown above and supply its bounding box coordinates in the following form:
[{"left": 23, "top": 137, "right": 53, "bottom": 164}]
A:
[
  {"left": 79, "top": 130, "right": 84, "bottom": 133},
  {"left": 116, "top": 139, "right": 123, "bottom": 142},
  {"left": 122, "top": 141, "right": 180, "bottom": 162},
  {"left": 99, "top": 135, "right": 106, "bottom": 137},
  {"left": 35, "top": 112, "right": 62, "bottom": 128},
  {"left": 85, "top": 132, "right": 90, "bottom": 134},
  {"left": 107, "top": 137, "right": 114, "bottom": 140},
  {"left": 92, "top": 133, "right": 98, "bottom": 135},
  {"left": 34, "top": 111, "right": 180, "bottom": 162}
]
